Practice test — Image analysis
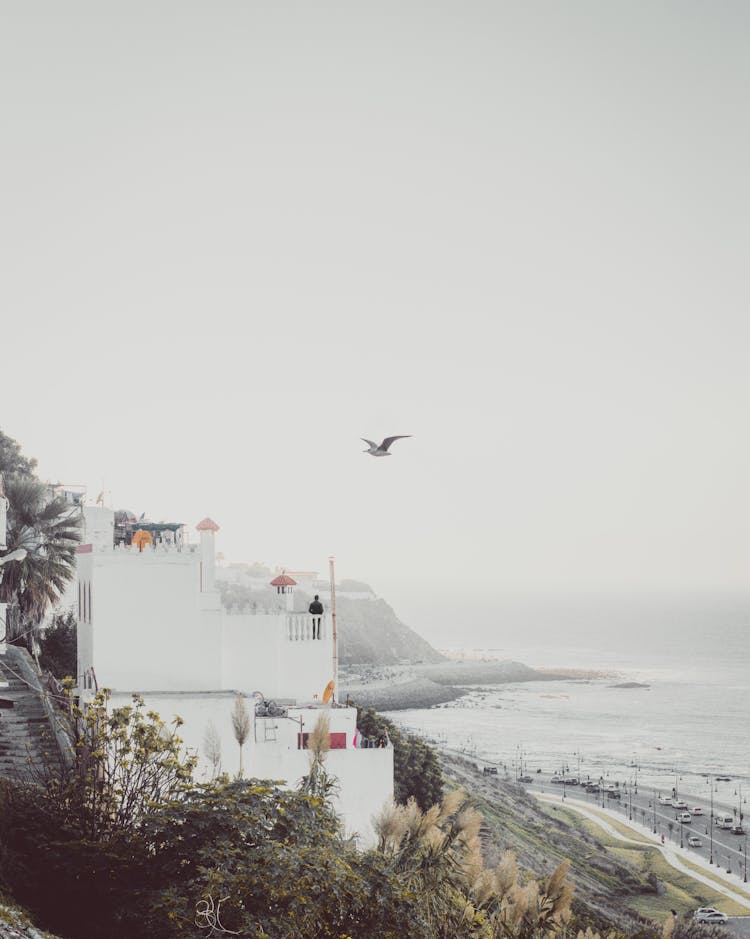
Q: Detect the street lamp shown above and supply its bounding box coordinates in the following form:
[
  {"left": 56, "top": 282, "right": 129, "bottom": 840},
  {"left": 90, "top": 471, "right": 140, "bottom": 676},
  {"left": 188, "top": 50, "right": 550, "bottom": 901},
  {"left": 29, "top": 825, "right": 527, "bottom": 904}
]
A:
[
  {"left": 710, "top": 783, "right": 714, "bottom": 865},
  {"left": 653, "top": 789, "right": 657, "bottom": 834},
  {"left": 744, "top": 834, "right": 747, "bottom": 883},
  {"left": 0, "top": 547, "right": 28, "bottom": 643},
  {"left": 0, "top": 548, "right": 28, "bottom": 566}
]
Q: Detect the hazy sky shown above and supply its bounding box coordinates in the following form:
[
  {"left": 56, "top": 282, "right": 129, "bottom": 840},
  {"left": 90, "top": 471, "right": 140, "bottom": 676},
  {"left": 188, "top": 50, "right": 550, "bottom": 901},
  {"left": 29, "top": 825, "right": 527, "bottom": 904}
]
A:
[{"left": 3, "top": 2, "right": 748, "bottom": 642}]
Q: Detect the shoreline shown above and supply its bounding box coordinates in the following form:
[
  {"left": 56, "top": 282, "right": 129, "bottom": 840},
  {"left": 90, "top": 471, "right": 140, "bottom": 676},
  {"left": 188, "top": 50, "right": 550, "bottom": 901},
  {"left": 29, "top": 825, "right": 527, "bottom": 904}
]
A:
[{"left": 341, "top": 659, "right": 605, "bottom": 711}]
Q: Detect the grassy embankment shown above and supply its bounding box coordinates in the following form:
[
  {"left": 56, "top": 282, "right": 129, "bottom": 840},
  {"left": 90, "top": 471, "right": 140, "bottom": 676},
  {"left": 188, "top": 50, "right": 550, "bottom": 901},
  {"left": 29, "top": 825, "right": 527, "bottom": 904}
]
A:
[
  {"left": 553, "top": 805, "right": 750, "bottom": 920},
  {"left": 441, "top": 753, "right": 750, "bottom": 933}
]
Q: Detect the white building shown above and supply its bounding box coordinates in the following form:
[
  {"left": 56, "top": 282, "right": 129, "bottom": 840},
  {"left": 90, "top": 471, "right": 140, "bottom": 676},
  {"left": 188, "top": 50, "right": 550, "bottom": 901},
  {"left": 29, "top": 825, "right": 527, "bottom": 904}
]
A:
[{"left": 75, "top": 512, "right": 393, "bottom": 845}]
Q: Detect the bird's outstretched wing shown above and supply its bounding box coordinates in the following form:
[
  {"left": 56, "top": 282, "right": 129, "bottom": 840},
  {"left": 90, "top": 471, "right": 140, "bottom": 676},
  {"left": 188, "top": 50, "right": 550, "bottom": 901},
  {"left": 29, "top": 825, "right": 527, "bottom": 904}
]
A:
[
  {"left": 361, "top": 438, "right": 379, "bottom": 448},
  {"left": 380, "top": 435, "right": 412, "bottom": 451}
]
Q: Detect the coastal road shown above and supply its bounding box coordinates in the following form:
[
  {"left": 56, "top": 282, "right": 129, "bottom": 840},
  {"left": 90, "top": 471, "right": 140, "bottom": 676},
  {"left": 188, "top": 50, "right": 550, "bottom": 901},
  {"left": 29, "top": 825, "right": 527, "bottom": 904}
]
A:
[
  {"left": 524, "top": 777, "right": 750, "bottom": 879},
  {"left": 464, "top": 761, "right": 750, "bottom": 882}
]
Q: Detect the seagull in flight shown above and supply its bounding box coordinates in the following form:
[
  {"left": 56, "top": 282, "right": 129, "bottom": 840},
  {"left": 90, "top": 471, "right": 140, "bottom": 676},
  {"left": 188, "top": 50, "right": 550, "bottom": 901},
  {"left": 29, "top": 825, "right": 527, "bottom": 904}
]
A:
[{"left": 361, "top": 435, "right": 412, "bottom": 457}]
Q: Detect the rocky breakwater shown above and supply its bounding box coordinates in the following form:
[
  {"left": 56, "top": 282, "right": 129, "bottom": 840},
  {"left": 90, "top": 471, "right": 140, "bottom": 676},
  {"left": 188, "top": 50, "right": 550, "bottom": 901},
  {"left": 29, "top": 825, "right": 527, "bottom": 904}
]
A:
[{"left": 342, "top": 659, "right": 562, "bottom": 710}]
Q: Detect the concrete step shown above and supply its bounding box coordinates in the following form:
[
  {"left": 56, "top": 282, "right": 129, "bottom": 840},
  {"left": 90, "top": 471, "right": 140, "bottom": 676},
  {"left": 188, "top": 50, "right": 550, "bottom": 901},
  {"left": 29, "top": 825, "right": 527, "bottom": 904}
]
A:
[{"left": 0, "top": 648, "right": 56, "bottom": 780}]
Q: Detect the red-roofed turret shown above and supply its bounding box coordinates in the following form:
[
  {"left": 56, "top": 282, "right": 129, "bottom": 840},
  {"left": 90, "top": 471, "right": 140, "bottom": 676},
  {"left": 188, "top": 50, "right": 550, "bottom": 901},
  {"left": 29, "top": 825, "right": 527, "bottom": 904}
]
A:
[{"left": 196, "top": 517, "right": 220, "bottom": 532}]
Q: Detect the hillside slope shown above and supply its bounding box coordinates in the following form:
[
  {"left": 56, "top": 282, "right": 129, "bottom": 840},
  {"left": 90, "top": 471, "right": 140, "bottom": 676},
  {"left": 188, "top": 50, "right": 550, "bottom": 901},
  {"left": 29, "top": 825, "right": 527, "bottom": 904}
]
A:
[
  {"left": 441, "top": 753, "right": 656, "bottom": 935},
  {"left": 336, "top": 596, "right": 444, "bottom": 666}
]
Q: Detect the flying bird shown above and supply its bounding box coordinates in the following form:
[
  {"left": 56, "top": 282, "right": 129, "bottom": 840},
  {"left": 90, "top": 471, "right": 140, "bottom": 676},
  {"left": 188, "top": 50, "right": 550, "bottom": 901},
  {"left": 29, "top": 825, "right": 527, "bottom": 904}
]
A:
[{"left": 361, "top": 435, "right": 412, "bottom": 457}]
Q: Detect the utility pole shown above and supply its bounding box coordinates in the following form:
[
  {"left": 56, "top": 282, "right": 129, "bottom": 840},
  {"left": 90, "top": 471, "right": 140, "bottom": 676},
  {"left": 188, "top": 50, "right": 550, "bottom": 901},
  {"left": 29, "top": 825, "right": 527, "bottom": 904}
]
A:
[
  {"left": 329, "top": 556, "right": 338, "bottom": 698},
  {"left": 710, "top": 783, "right": 714, "bottom": 865},
  {"left": 652, "top": 789, "right": 657, "bottom": 834}
]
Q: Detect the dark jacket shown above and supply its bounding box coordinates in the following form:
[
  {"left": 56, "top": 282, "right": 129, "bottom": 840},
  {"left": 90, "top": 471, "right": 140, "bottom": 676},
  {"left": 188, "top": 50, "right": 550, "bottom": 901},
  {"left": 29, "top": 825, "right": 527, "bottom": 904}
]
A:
[{"left": 309, "top": 600, "right": 324, "bottom": 615}]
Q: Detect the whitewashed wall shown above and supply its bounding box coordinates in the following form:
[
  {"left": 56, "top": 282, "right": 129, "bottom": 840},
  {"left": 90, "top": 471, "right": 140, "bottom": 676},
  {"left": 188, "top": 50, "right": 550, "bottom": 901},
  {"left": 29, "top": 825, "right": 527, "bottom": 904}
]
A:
[
  {"left": 221, "top": 613, "right": 335, "bottom": 702},
  {"left": 80, "top": 547, "right": 222, "bottom": 691},
  {"left": 108, "top": 692, "right": 393, "bottom": 848}
]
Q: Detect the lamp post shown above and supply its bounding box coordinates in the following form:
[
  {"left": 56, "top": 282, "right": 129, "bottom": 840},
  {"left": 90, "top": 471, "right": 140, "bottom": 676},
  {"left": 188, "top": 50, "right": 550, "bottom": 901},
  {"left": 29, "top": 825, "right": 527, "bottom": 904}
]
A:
[
  {"left": 744, "top": 834, "right": 747, "bottom": 883},
  {"left": 0, "top": 547, "right": 28, "bottom": 645},
  {"left": 0, "top": 548, "right": 28, "bottom": 566},
  {"left": 710, "top": 783, "right": 714, "bottom": 865},
  {"left": 329, "top": 556, "right": 338, "bottom": 698},
  {"left": 653, "top": 789, "right": 657, "bottom": 834},
  {"left": 739, "top": 783, "right": 744, "bottom": 829}
]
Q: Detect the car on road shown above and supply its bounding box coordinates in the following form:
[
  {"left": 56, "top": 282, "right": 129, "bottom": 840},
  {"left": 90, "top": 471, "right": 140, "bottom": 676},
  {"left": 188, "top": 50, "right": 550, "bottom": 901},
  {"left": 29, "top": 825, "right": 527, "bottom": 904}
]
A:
[
  {"left": 677, "top": 812, "right": 692, "bottom": 823},
  {"left": 691, "top": 807, "right": 704, "bottom": 815},
  {"left": 671, "top": 799, "right": 688, "bottom": 809},
  {"left": 518, "top": 775, "right": 532, "bottom": 783},
  {"left": 658, "top": 795, "right": 673, "bottom": 805},
  {"left": 585, "top": 783, "right": 600, "bottom": 792},
  {"left": 693, "top": 911, "right": 728, "bottom": 925},
  {"left": 687, "top": 836, "right": 703, "bottom": 847},
  {"left": 731, "top": 824, "right": 745, "bottom": 835}
]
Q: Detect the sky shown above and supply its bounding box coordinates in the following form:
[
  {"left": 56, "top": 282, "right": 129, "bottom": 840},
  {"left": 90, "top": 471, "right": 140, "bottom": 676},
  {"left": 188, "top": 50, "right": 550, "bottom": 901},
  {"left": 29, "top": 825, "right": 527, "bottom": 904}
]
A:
[{"left": 2, "top": 2, "right": 748, "bottom": 645}]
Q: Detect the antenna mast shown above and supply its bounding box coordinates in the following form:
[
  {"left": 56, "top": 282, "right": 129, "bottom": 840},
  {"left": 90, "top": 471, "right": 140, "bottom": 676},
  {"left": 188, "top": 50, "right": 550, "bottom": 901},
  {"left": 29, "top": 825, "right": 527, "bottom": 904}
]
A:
[{"left": 329, "top": 555, "right": 338, "bottom": 699}]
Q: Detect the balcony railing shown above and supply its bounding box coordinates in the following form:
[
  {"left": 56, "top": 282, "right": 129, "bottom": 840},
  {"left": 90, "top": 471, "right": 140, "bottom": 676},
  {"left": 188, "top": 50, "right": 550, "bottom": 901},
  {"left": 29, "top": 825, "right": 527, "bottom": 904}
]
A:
[{"left": 286, "top": 613, "right": 327, "bottom": 641}]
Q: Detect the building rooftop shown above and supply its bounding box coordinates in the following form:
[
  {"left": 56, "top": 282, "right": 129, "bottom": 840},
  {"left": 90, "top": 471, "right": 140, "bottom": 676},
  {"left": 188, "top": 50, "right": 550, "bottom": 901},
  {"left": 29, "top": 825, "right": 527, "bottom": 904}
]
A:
[
  {"left": 270, "top": 573, "right": 297, "bottom": 587},
  {"left": 196, "top": 517, "right": 220, "bottom": 532}
]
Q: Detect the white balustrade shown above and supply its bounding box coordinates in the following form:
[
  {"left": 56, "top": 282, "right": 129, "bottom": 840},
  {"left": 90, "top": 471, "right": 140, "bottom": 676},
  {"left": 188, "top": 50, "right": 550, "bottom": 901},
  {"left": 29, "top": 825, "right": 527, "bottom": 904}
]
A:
[{"left": 286, "top": 613, "right": 327, "bottom": 641}]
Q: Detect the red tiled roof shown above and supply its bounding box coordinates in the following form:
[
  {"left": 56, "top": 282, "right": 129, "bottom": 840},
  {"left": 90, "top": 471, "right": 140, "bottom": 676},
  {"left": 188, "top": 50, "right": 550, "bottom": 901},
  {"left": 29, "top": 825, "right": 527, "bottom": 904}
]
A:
[
  {"left": 270, "top": 573, "right": 297, "bottom": 587},
  {"left": 196, "top": 517, "right": 220, "bottom": 532}
]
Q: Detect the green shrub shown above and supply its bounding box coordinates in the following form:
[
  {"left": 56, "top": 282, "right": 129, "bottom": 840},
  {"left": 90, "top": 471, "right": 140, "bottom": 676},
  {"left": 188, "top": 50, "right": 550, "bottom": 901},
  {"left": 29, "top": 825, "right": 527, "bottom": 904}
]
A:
[{"left": 355, "top": 706, "right": 443, "bottom": 809}]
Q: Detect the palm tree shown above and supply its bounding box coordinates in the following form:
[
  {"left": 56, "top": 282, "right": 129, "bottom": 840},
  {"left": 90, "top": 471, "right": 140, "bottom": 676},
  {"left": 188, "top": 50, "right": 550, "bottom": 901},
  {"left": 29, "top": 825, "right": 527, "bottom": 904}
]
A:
[{"left": 0, "top": 476, "right": 80, "bottom": 645}]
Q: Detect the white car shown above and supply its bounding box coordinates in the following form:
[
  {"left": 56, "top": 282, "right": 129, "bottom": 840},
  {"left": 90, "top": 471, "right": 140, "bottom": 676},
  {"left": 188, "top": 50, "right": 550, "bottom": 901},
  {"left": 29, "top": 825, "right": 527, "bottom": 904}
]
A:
[
  {"left": 672, "top": 799, "right": 688, "bottom": 809},
  {"left": 691, "top": 806, "right": 704, "bottom": 815},
  {"left": 693, "top": 911, "right": 728, "bottom": 925},
  {"left": 677, "top": 812, "right": 692, "bottom": 823},
  {"left": 687, "top": 836, "right": 702, "bottom": 847}
]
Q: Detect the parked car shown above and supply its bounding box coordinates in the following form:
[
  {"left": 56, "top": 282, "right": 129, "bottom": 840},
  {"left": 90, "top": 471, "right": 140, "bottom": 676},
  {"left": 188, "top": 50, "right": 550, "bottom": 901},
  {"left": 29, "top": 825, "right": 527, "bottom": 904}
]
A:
[
  {"left": 687, "top": 836, "right": 703, "bottom": 847},
  {"left": 731, "top": 824, "right": 745, "bottom": 835},
  {"left": 677, "top": 812, "right": 692, "bottom": 824},
  {"left": 693, "top": 910, "right": 728, "bottom": 925},
  {"left": 691, "top": 807, "right": 704, "bottom": 815}
]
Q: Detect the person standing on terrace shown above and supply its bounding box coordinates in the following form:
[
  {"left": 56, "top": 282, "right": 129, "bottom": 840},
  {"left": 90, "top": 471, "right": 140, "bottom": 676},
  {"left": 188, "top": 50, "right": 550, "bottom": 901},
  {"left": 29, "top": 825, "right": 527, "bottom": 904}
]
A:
[{"left": 308, "top": 594, "right": 324, "bottom": 639}]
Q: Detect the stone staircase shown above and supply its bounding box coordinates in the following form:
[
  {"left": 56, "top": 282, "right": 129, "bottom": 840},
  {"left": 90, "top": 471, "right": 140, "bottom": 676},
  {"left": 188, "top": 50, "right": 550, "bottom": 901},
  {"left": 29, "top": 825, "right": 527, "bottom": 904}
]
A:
[{"left": 0, "top": 647, "right": 51, "bottom": 780}]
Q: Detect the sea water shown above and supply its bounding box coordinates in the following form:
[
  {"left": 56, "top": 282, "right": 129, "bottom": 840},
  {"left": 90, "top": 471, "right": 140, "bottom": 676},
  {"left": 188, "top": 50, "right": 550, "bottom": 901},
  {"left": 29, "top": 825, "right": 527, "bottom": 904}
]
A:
[{"left": 383, "top": 605, "right": 750, "bottom": 814}]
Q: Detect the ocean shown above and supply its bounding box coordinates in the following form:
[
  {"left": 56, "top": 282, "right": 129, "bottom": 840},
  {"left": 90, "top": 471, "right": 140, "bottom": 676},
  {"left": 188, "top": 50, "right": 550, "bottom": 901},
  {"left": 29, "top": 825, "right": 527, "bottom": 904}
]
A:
[{"left": 383, "top": 605, "right": 750, "bottom": 813}]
